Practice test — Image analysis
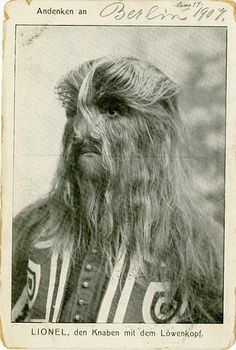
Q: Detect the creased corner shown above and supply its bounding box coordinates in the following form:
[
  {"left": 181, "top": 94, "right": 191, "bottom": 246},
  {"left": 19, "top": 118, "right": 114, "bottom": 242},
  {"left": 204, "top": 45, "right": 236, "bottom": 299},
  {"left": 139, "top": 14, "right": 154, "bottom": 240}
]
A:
[
  {"left": 226, "top": 288, "right": 236, "bottom": 349},
  {"left": 0, "top": 317, "right": 7, "bottom": 349},
  {"left": 4, "top": 0, "right": 32, "bottom": 21},
  {"left": 3, "top": 4, "right": 10, "bottom": 22},
  {"left": 3, "top": 9, "right": 9, "bottom": 21},
  {"left": 3, "top": 0, "right": 17, "bottom": 22},
  {"left": 211, "top": 0, "right": 236, "bottom": 21}
]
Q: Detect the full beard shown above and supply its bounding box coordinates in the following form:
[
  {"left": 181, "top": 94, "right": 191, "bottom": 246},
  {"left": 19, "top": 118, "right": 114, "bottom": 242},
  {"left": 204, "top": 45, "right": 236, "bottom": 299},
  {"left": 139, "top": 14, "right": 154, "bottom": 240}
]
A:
[
  {"left": 67, "top": 139, "right": 108, "bottom": 252},
  {"left": 50, "top": 112, "right": 211, "bottom": 321},
  {"left": 61, "top": 125, "right": 163, "bottom": 269},
  {"left": 51, "top": 110, "right": 173, "bottom": 275},
  {"left": 76, "top": 153, "right": 107, "bottom": 239}
]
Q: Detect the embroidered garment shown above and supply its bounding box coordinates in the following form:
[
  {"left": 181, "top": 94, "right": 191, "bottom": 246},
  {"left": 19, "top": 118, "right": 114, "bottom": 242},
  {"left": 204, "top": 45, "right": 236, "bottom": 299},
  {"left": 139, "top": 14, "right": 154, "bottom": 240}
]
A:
[
  {"left": 11, "top": 202, "right": 187, "bottom": 323},
  {"left": 12, "top": 241, "right": 187, "bottom": 323}
]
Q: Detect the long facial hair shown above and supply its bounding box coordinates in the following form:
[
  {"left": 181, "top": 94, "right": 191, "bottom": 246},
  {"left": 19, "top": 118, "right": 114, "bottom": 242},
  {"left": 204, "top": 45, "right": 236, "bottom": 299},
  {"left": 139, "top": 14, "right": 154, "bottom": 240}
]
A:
[{"left": 39, "top": 56, "right": 222, "bottom": 323}]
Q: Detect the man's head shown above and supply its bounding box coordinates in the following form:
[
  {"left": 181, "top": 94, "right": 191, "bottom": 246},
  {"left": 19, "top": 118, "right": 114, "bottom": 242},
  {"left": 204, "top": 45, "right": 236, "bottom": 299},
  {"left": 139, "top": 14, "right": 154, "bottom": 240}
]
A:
[
  {"left": 44, "top": 56, "right": 222, "bottom": 322},
  {"left": 56, "top": 56, "right": 180, "bottom": 180},
  {"left": 54, "top": 56, "right": 182, "bottom": 256}
]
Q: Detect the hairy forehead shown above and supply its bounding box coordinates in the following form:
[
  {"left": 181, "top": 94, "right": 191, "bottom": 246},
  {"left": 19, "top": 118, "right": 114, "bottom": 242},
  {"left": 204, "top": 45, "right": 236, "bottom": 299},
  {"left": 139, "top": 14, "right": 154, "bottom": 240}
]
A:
[{"left": 55, "top": 56, "right": 178, "bottom": 117}]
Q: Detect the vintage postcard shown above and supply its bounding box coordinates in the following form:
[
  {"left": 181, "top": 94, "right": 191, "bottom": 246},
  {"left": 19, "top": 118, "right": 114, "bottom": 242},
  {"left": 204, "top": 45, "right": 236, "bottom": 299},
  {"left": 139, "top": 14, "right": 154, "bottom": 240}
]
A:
[{"left": 1, "top": 0, "right": 236, "bottom": 349}]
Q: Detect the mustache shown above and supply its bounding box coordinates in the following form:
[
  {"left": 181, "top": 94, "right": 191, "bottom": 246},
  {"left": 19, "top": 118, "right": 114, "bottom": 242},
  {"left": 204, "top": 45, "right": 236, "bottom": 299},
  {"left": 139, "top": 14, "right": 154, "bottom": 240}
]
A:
[{"left": 73, "top": 137, "right": 102, "bottom": 155}]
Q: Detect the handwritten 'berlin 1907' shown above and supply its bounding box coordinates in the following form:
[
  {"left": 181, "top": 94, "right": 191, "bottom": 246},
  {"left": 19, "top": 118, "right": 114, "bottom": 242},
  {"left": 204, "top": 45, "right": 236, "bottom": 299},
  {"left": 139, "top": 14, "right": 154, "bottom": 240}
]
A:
[{"left": 99, "top": 1, "right": 227, "bottom": 22}]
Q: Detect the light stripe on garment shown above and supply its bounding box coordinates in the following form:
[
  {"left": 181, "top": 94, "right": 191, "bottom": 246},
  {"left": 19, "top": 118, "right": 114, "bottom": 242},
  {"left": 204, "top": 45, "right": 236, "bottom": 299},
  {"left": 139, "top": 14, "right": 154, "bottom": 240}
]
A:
[
  {"left": 96, "top": 252, "right": 126, "bottom": 323},
  {"left": 142, "top": 281, "right": 170, "bottom": 323},
  {"left": 113, "top": 259, "right": 138, "bottom": 323},
  {"left": 52, "top": 249, "right": 71, "bottom": 322},
  {"left": 12, "top": 285, "right": 28, "bottom": 322},
  {"left": 30, "top": 250, "right": 59, "bottom": 322}
]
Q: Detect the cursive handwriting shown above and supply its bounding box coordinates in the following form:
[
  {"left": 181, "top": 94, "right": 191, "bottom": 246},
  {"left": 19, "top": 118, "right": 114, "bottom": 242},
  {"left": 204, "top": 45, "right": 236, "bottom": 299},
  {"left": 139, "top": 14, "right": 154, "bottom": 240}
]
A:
[
  {"left": 100, "top": 1, "right": 227, "bottom": 22},
  {"left": 100, "top": 2, "right": 187, "bottom": 21}
]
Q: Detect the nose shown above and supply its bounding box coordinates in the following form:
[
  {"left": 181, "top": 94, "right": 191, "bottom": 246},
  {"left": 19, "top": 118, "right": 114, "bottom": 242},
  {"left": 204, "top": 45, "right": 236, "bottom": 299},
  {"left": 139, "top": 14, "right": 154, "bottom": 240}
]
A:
[
  {"left": 73, "top": 113, "right": 103, "bottom": 141},
  {"left": 90, "top": 115, "right": 104, "bottom": 140}
]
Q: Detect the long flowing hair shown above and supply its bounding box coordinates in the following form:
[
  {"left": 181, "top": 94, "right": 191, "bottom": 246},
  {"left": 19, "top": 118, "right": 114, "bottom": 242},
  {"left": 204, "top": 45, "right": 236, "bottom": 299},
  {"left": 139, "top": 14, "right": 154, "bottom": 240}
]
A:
[{"left": 36, "top": 56, "right": 223, "bottom": 323}]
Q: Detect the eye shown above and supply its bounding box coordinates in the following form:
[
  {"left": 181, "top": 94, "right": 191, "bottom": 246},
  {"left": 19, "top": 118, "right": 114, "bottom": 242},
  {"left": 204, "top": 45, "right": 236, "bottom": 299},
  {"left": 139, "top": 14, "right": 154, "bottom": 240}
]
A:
[
  {"left": 107, "top": 104, "right": 120, "bottom": 117},
  {"left": 100, "top": 101, "right": 121, "bottom": 118},
  {"left": 96, "top": 95, "right": 127, "bottom": 118}
]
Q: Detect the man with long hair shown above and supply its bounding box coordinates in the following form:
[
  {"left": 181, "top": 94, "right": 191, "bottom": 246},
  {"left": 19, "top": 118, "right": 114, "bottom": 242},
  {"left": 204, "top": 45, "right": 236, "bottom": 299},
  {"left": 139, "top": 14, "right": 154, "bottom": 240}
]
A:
[{"left": 12, "top": 56, "right": 223, "bottom": 323}]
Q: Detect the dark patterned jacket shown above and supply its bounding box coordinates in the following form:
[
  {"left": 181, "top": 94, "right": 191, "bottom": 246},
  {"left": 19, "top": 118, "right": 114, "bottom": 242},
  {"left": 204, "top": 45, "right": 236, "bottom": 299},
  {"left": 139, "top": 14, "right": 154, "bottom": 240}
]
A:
[{"left": 12, "top": 200, "right": 188, "bottom": 323}]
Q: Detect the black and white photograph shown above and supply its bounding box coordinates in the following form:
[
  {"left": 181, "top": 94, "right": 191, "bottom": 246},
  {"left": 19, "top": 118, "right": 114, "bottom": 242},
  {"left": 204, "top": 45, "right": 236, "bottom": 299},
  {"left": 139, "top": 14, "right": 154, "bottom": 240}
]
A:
[
  {"left": 1, "top": 1, "right": 236, "bottom": 349},
  {"left": 11, "top": 25, "right": 225, "bottom": 324}
]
